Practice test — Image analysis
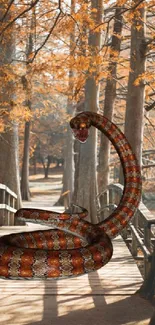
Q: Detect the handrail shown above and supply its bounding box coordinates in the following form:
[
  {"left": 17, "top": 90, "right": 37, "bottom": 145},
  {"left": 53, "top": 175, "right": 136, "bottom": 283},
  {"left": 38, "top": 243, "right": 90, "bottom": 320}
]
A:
[
  {"left": 129, "top": 224, "right": 151, "bottom": 259},
  {"left": 0, "top": 183, "right": 17, "bottom": 226},
  {"left": 99, "top": 183, "right": 155, "bottom": 280},
  {"left": 0, "top": 184, "right": 17, "bottom": 199}
]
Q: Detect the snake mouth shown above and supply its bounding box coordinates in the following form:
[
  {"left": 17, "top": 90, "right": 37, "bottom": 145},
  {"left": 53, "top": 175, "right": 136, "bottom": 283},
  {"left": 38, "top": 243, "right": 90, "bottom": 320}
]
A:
[{"left": 72, "top": 128, "right": 89, "bottom": 143}]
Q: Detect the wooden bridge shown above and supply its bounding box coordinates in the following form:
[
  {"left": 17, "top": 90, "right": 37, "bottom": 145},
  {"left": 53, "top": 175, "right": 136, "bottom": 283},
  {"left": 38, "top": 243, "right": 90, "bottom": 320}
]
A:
[{"left": 0, "top": 183, "right": 155, "bottom": 325}]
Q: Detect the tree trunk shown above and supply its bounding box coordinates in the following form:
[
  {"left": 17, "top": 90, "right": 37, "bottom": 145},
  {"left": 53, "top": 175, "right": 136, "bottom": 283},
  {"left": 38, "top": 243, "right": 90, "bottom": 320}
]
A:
[
  {"left": 21, "top": 121, "right": 31, "bottom": 200},
  {"left": 44, "top": 155, "right": 51, "bottom": 179},
  {"left": 98, "top": 7, "right": 123, "bottom": 206},
  {"left": 20, "top": 11, "right": 35, "bottom": 200},
  {"left": 40, "top": 156, "right": 46, "bottom": 178},
  {"left": 73, "top": 0, "right": 102, "bottom": 223},
  {"left": 33, "top": 155, "right": 37, "bottom": 175},
  {"left": 63, "top": 108, "right": 75, "bottom": 205},
  {"left": 0, "top": 3, "right": 22, "bottom": 210},
  {"left": 55, "top": 0, "right": 75, "bottom": 207},
  {"left": 120, "top": 1, "right": 146, "bottom": 186},
  {"left": 0, "top": 125, "right": 22, "bottom": 210}
]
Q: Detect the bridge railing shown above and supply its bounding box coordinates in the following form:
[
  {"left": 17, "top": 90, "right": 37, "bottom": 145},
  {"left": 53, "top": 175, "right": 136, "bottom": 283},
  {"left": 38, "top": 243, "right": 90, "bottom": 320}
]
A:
[
  {"left": 0, "top": 184, "right": 17, "bottom": 226},
  {"left": 98, "top": 183, "right": 155, "bottom": 280}
]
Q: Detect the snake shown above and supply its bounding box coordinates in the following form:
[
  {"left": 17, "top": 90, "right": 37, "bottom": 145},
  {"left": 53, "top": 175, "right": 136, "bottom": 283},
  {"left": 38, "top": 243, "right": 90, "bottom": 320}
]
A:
[{"left": 0, "top": 111, "right": 141, "bottom": 279}]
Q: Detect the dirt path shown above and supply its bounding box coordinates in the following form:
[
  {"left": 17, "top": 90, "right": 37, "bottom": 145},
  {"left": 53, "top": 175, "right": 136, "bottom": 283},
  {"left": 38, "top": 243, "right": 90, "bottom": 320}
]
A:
[{"left": 23, "top": 171, "right": 63, "bottom": 210}]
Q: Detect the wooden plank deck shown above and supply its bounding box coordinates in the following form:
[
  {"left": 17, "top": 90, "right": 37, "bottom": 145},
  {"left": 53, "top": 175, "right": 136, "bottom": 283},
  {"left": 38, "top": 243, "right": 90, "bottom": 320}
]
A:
[{"left": 0, "top": 226, "right": 154, "bottom": 325}]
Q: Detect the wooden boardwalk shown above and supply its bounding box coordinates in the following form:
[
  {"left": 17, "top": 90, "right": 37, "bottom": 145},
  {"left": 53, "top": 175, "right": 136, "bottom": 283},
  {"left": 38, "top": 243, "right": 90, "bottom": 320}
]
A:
[{"left": 0, "top": 225, "right": 154, "bottom": 325}]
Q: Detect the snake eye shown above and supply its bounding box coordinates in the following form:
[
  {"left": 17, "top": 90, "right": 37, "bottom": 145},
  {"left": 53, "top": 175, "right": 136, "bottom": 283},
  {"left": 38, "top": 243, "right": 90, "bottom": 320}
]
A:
[{"left": 80, "top": 122, "right": 86, "bottom": 129}]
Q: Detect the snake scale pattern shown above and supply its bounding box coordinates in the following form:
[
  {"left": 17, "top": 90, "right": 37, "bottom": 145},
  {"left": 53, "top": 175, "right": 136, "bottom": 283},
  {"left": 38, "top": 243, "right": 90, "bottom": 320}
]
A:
[{"left": 0, "top": 112, "right": 141, "bottom": 279}]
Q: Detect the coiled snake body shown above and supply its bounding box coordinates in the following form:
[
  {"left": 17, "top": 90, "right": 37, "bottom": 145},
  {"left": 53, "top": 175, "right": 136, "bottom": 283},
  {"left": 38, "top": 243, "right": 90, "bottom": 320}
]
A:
[{"left": 0, "top": 112, "right": 141, "bottom": 279}]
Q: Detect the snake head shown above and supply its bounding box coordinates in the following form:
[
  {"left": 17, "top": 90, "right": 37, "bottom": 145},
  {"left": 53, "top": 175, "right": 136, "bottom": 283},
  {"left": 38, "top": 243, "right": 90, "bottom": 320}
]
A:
[{"left": 70, "top": 113, "right": 91, "bottom": 143}]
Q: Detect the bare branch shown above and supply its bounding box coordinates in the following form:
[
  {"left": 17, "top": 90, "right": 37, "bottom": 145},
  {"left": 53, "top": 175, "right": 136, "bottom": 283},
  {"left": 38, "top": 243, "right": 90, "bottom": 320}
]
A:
[
  {"left": 38, "top": 8, "right": 58, "bottom": 19},
  {"left": 145, "top": 102, "right": 155, "bottom": 112},
  {"left": 142, "top": 164, "right": 155, "bottom": 169},
  {"left": 145, "top": 114, "right": 155, "bottom": 130},
  {"left": 1, "top": 0, "right": 15, "bottom": 22},
  {"left": 29, "top": 9, "right": 63, "bottom": 63},
  {"left": 0, "top": 0, "right": 40, "bottom": 36}
]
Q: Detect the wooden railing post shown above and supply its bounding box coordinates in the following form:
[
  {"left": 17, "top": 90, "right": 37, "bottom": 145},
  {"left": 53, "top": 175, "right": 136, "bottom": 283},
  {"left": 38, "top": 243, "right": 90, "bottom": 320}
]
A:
[
  {"left": 99, "top": 190, "right": 109, "bottom": 220},
  {"left": 131, "top": 214, "right": 138, "bottom": 257},
  {"left": 103, "top": 191, "right": 109, "bottom": 219},
  {"left": 0, "top": 184, "right": 17, "bottom": 226},
  {"left": 103, "top": 183, "right": 155, "bottom": 290},
  {"left": 144, "top": 224, "right": 152, "bottom": 279},
  {"left": 137, "top": 244, "right": 155, "bottom": 300},
  {"left": 109, "top": 188, "right": 115, "bottom": 205},
  {"left": 1, "top": 189, "right": 5, "bottom": 225},
  {"left": 7, "top": 193, "right": 11, "bottom": 225},
  {"left": 11, "top": 197, "right": 15, "bottom": 225}
]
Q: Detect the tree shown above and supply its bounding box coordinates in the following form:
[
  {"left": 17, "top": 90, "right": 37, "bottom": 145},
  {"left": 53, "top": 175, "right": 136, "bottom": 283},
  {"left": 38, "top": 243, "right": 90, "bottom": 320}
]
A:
[
  {"left": 31, "top": 103, "right": 66, "bottom": 179},
  {"left": 123, "top": 0, "right": 146, "bottom": 168},
  {"left": 0, "top": 2, "right": 22, "bottom": 209},
  {"left": 98, "top": 6, "right": 123, "bottom": 205},
  {"left": 57, "top": 0, "right": 76, "bottom": 207},
  {"left": 1, "top": 0, "right": 154, "bottom": 215},
  {"left": 73, "top": 0, "right": 102, "bottom": 223},
  {"left": 20, "top": 10, "right": 35, "bottom": 200}
]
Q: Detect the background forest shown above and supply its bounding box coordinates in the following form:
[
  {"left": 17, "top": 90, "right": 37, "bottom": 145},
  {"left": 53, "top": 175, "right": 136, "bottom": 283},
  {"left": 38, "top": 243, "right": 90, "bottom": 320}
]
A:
[{"left": 0, "top": 0, "right": 155, "bottom": 223}]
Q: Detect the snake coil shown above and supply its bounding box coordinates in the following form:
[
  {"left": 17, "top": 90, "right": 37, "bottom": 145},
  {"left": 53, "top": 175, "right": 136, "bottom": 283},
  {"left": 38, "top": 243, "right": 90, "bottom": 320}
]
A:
[{"left": 0, "top": 112, "right": 141, "bottom": 279}]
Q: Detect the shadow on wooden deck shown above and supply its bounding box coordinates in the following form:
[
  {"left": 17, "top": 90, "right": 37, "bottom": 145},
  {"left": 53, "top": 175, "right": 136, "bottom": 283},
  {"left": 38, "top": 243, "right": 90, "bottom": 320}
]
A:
[
  {"left": 1, "top": 173, "right": 154, "bottom": 325},
  {"left": 0, "top": 274, "right": 153, "bottom": 325},
  {"left": 0, "top": 234, "right": 154, "bottom": 325}
]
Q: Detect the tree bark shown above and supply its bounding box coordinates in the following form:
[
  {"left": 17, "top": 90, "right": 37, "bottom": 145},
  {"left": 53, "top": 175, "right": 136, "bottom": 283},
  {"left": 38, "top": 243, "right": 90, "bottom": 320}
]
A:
[
  {"left": 21, "top": 121, "right": 31, "bottom": 200},
  {"left": 73, "top": 0, "right": 102, "bottom": 223},
  {"left": 0, "top": 2, "right": 22, "bottom": 210},
  {"left": 44, "top": 155, "right": 52, "bottom": 179},
  {"left": 98, "top": 7, "right": 123, "bottom": 204},
  {"left": 120, "top": 1, "right": 146, "bottom": 185},
  {"left": 55, "top": 0, "right": 75, "bottom": 207},
  {"left": 20, "top": 11, "right": 35, "bottom": 200},
  {"left": 0, "top": 125, "right": 22, "bottom": 210},
  {"left": 32, "top": 154, "right": 37, "bottom": 175}
]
